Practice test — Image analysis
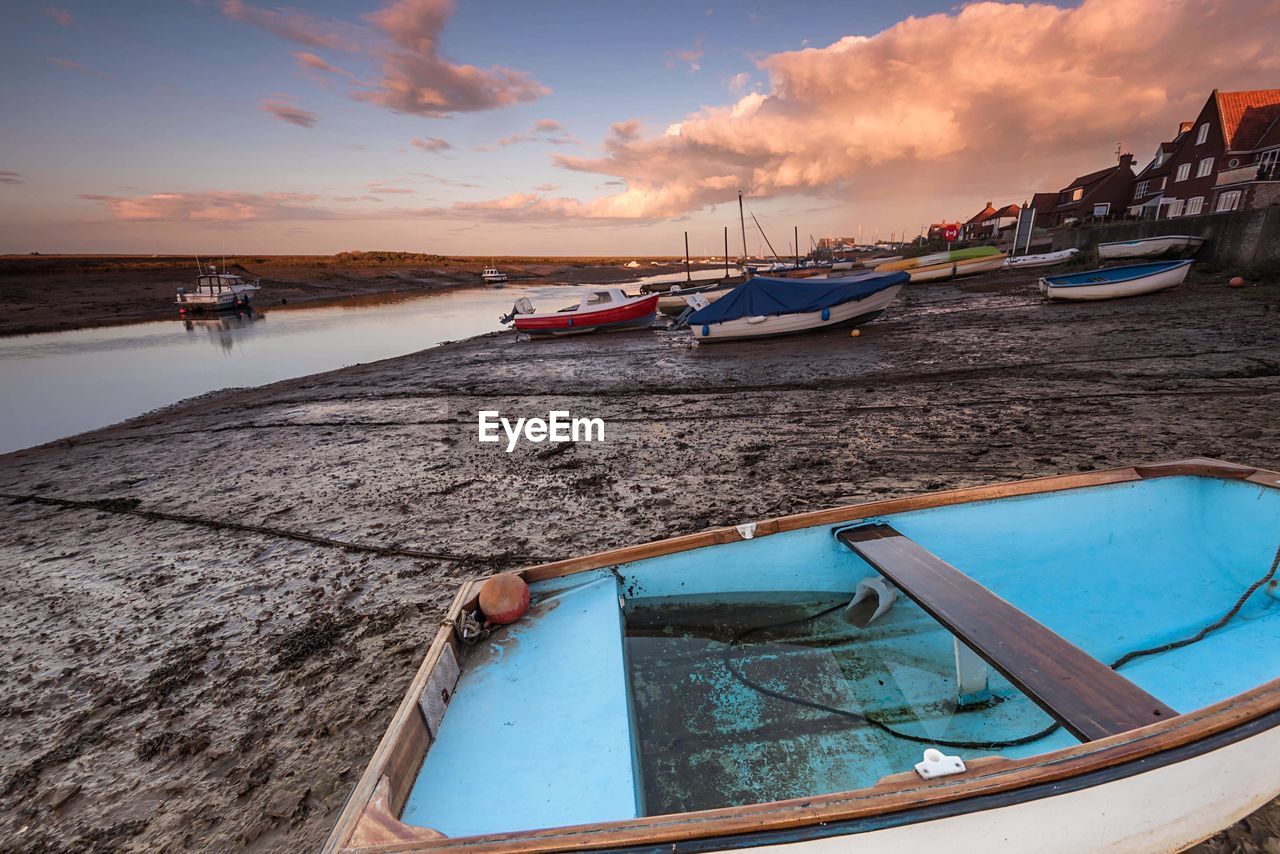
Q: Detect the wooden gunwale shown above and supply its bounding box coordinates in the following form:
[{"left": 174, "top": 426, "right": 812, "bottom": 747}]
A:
[{"left": 326, "top": 458, "right": 1280, "bottom": 853}]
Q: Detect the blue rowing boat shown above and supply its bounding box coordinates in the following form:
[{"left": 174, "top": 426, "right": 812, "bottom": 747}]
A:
[
  {"left": 327, "top": 458, "right": 1280, "bottom": 853},
  {"left": 1039, "top": 259, "right": 1193, "bottom": 301}
]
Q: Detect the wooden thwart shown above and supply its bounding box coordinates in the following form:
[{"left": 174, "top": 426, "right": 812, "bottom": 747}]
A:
[{"left": 837, "top": 524, "right": 1176, "bottom": 742}]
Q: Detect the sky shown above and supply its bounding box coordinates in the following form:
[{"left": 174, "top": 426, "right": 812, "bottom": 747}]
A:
[{"left": 1, "top": 0, "right": 1279, "bottom": 257}]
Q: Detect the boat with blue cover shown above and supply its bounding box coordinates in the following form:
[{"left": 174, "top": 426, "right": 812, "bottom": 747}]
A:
[
  {"left": 1040, "top": 259, "right": 1193, "bottom": 301},
  {"left": 326, "top": 458, "right": 1280, "bottom": 854},
  {"left": 685, "top": 271, "right": 908, "bottom": 343}
]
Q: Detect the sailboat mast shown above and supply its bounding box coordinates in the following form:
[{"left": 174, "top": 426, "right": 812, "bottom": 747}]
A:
[{"left": 738, "top": 191, "right": 748, "bottom": 264}]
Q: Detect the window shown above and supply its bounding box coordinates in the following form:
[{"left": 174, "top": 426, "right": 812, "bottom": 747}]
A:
[
  {"left": 1168, "top": 198, "right": 1185, "bottom": 217},
  {"left": 1175, "top": 163, "right": 1191, "bottom": 182},
  {"left": 1196, "top": 123, "right": 1209, "bottom": 145},
  {"left": 1186, "top": 197, "right": 1204, "bottom": 216},
  {"left": 1228, "top": 158, "right": 1240, "bottom": 168},
  {"left": 1134, "top": 180, "right": 1150, "bottom": 198},
  {"left": 1196, "top": 157, "right": 1214, "bottom": 178},
  {"left": 1159, "top": 176, "right": 1167, "bottom": 190},
  {"left": 1217, "top": 190, "right": 1242, "bottom": 212},
  {"left": 1092, "top": 203, "right": 1111, "bottom": 217},
  {"left": 1262, "top": 150, "right": 1280, "bottom": 169},
  {"left": 1071, "top": 187, "right": 1083, "bottom": 201}
]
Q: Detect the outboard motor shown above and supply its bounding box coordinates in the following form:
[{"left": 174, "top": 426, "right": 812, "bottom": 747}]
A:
[{"left": 499, "top": 297, "right": 535, "bottom": 325}]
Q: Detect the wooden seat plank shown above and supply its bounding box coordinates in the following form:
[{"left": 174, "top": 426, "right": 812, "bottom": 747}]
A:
[{"left": 837, "top": 524, "right": 1176, "bottom": 742}]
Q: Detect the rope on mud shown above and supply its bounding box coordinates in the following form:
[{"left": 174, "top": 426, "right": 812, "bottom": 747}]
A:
[
  {"left": 726, "top": 539, "right": 1280, "bottom": 750},
  {"left": 0, "top": 492, "right": 549, "bottom": 566}
]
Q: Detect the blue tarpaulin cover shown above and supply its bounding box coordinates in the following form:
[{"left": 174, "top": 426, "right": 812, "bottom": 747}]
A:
[{"left": 688, "top": 271, "right": 909, "bottom": 325}]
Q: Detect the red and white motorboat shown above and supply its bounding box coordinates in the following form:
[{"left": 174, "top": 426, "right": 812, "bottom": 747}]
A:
[{"left": 501, "top": 288, "right": 659, "bottom": 337}]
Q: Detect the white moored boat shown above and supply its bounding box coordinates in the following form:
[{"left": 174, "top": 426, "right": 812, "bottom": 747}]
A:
[
  {"left": 1004, "top": 248, "right": 1079, "bottom": 269},
  {"left": 481, "top": 266, "right": 507, "bottom": 287},
  {"left": 1097, "top": 235, "right": 1204, "bottom": 260},
  {"left": 325, "top": 458, "right": 1280, "bottom": 854},
  {"left": 685, "top": 272, "right": 907, "bottom": 343},
  {"left": 175, "top": 265, "right": 261, "bottom": 311},
  {"left": 1039, "top": 260, "right": 1193, "bottom": 301},
  {"left": 907, "top": 252, "right": 1006, "bottom": 282}
]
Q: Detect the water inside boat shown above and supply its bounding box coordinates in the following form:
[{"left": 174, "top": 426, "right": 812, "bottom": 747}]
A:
[{"left": 399, "top": 474, "right": 1280, "bottom": 838}]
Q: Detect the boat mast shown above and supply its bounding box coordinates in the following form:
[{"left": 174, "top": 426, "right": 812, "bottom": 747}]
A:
[
  {"left": 750, "top": 210, "right": 780, "bottom": 261},
  {"left": 738, "top": 191, "right": 747, "bottom": 266}
]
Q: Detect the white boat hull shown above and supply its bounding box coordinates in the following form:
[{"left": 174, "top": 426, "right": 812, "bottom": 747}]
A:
[
  {"left": 745, "top": 718, "right": 1280, "bottom": 853},
  {"left": 691, "top": 283, "right": 902, "bottom": 343},
  {"left": 175, "top": 285, "right": 259, "bottom": 309},
  {"left": 908, "top": 254, "right": 1005, "bottom": 282},
  {"left": 1040, "top": 262, "right": 1190, "bottom": 301},
  {"left": 1004, "top": 249, "right": 1079, "bottom": 269},
  {"left": 1097, "top": 235, "right": 1204, "bottom": 260}
]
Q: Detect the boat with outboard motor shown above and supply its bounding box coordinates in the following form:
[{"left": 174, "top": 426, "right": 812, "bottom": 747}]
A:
[
  {"left": 325, "top": 458, "right": 1280, "bottom": 854},
  {"left": 500, "top": 288, "right": 659, "bottom": 337},
  {"left": 685, "top": 270, "right": 907, "bottom": 342},
  {"left": 1039, "top": 260, "right": 1193, "bottom": 301},
  {"left": 175, "top": 264, "right": 261, "bottom": 311}
]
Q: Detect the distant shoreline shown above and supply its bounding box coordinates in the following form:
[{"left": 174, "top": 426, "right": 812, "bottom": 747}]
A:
[{"left": 0, "top": 254, "right": 731, "bottom": 337}]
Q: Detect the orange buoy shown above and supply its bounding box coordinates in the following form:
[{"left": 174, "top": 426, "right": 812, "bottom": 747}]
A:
[
  {"left": 478, "top": 573, "right": 530, "bottom": 625},
  {"left": 1229, "top": 276, "right": 1246, "bottom": 288}
]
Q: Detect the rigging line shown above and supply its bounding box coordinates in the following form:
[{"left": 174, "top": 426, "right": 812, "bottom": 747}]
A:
[{"left": 1, "top": 492, "right": 553, "bottom": 566}]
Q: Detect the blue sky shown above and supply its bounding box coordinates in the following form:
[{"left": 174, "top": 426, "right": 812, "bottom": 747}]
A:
[{"left": 1, "top": 0, "right": 1274, "bottom": 255}]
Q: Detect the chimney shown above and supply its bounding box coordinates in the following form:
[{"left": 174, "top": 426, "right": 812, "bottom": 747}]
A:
[{"left": 1118, "top": 152, "right": 1134, "bottom": 169}]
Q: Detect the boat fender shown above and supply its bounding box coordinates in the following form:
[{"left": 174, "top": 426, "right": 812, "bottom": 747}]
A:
[
  {"left": 840, "top": 575, "right": 898, "bottom": 628},
  {"left": 478, "top": 573, "right": 530, "bottom": 625},
  {"left": 914, "top": 748, "right": 966, "bottom": 780},
  {"left": 701, "top": 324, "right": 709, "bottom": 337},
  {"left": 821, "top": 308, "right": 830, "bottom": 321},
  {"left": 735, "top": 522, "right": 757, "bottom": 540}
]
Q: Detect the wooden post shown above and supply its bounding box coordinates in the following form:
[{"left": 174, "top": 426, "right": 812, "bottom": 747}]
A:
[
  {"left": 684, "top": 231, "right": 691, "bottom": 282},
  {"left": 794, "top": 225, "right": 799, "bottom": 267},
  {"left": 723, "top": 226, "right": 729, "bottom": 277}
]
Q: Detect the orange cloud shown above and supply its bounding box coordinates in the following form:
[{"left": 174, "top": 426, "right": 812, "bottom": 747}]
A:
[
  {"left": 80, "top": 192, "right": 332, "bottom": 222},
  {"left": 463, "top": 0, "right": 1280, "bottom": 222},
  {"left": 220, "top": 0, "right": 362, "bottom": 51},
  {"left": 412, "top": 136, "right": 452, "bottom": 153},
  {"left": 259, "top": 97, "right": 318, "bottom": 128},
  {"left": 42, "top": 6, "right": 74, "bottom": 27}
]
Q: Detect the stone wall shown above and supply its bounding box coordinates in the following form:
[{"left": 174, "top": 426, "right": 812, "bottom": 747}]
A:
[{"left": 1049, "top": 203, "right": 1280, "bottom": 269}]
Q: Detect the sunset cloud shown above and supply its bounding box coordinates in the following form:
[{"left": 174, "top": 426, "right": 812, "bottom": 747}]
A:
[
  {"left": 358, "top": 0, "right": 549, "bottom": 117},
  {"left": 0, "top": 171, "right": 22, "bottom": 186},
  {"left": 42, "top": 6, "right": 74, "bottom": 27},
  {"left": 480, "top": 118, "right": 579, "bottom": 150},
  {"left": 411, "top": 136, "right": 452, "bottom": 152},
  {"left": 47, "top": 57, "right": 94, "bottom": 74},
  {"left": 80, "top": 191, "right": 332, "bottom": 222},
  {"left": 667, "top": 36, "right": 704, "bottom": 73},
  {"left": 259, "top": 97, "right": 318, "bottom": 128},
  {"left": 448, "top": 0, "right": 1280, "bottom": 222},
  {"left": 220, "top": 0, "right": 361, "bottom": 52}
]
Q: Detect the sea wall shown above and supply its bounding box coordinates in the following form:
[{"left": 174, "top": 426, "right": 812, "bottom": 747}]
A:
[{"left": 1049, "top": 204, "right": 1280, "bottom": 269}]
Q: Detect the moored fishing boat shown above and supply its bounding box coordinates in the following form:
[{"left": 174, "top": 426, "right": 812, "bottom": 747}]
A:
[
  {"left": 480, "top": 266, "right": 507, "bottom": 287},
  {"left": 875, "top": 246, "right": 1000, "bottom": 273},
  {"left": 501, "top": 288, "right": 658, "bottom": 337},
  {"left": 325, "top": 458, "right": 1280, "bottom": 854},
  {"left": 1039, "top": 259, "right": 1192, "bottom": 301},
  {"left": 907, "top": 252, "right": 1006, "bottom": 282},
  {"left": 175, "top": 264, "right": 261, "bottom": 311},
  {"left": 1003, "top": 248, "right": 1079, "bottom": 269},
  {"left": 685, "top": 271, "right": 907, "bottom": 343},
  {"left": 1097, "top": 235, "right": 1204, "bottom": 260}
]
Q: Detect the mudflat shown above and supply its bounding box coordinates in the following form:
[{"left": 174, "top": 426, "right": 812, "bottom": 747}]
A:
[{"left": 1, "top": 269, "right": 1278, "bottom": 851}]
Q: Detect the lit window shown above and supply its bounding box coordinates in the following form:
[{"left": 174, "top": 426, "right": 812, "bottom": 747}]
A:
[
  {"left": 1196, "top": 123, "right": 1209, "bottom": 145},
  {"left": 1196, "top": 157, "right": 1214, "bottom": 178},
  {"left": 1175, "top": 163, "right": 1191, "bottom": 182},
  {"left": 1216, "top": 190, "right": 1241, "bottom": 212},
  {"left": 1186, "top": 197, "right": 1204, "bottom": 215},
  {"left": 1071, "top": 187, "right": 1083, "bottom": 201}
]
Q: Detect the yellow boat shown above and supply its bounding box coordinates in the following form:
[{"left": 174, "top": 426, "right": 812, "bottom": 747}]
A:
[
  {"left": 875, "top": 246, "right": 1002, "bottom": 273},
  {"left": 907, "top": 252, "right": 1007, "bottom": 282}
]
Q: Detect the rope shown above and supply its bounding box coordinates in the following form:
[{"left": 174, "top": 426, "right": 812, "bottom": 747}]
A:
[{"left": 725, "top": 540, "right": 1280, "bottom": 750}]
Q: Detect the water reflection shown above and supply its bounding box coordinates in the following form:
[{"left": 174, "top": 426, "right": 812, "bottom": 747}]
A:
[{"left": 182, "top": 307, "right": 265, "bottom": 353}]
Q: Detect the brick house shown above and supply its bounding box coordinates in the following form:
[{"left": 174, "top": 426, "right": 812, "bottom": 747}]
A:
[
  {"left": 960, "top": 202, "right": 997, "bottom": 240},
  {"left": 926, "top": 221, "right": 962, "bottom": 240},
  {"left": 1044, "top": 154, "right": 1136, "bottom": 225},
  {"left": 1129, "top": 88, "right": 1280, "bottom": 219}
]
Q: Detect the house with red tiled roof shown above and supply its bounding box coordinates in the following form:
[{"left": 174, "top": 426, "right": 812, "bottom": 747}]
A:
[
  {"left": 926, "top": 221, "right": 962, "bottom": 240},
  {"left": 1129, "top": 88, "right": 1280, "bottom": 219},
  {"left": 960, "top": 202, "right": 998, "bottom": 240}
]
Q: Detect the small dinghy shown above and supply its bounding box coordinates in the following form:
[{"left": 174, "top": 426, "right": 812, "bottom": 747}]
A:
[
  {"left": 685, "top": 271, "right": 907, "bottom": 343},
  {"left": 907, "top": 252, "right": 1006, "bottom": 282},
  {"left": 501, "top": 288, "right": 658, "bottom": 337},
  {"left": 1040, "top": 259, "right": 1192, "bottom": 301},
  {"left": 1004, "top": 248, "right": 1079, "bottom": 269},
  {"left": 875, "top": 246, "right": 1000, "bottom": 273},
  {"left": 1097, "top": 234, "right": 1204, "bottom": 260},
  {"left": 327, "top": 458, "right": 1280, "bottom": 853},
  {"left": 657, "top": 280, "right": 737, "bottom": 315}
]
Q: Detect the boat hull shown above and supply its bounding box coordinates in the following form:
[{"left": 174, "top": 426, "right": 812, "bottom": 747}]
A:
[
  {"left": 876, "top": 247, "right": 1000, "bottom": 273},
  {"left": 1097, "top": 235, "right": 1205, "bottom": 260},
  {"left": 175, "top": 288, "right": 258, "bottom": 310},
  {"left": 908, "top": 254, "right": 1005, "bottom": 282},
  {"left": 658, "top": 285, "right": 733, "bottom": 315},
  {"left": 514, "top": 294, "right": 659, "bottom": 336},
  {"left": 1040, "top": 260, "right": 1192, "bottom": 301},
  {"left": 691, "top": 283, "right": 902, "bottom": 343},
  {"left": 1003, "top": 249, "right": 1079, "bottom": 270}
]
